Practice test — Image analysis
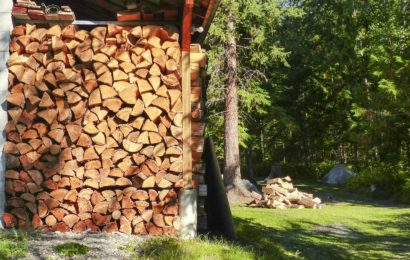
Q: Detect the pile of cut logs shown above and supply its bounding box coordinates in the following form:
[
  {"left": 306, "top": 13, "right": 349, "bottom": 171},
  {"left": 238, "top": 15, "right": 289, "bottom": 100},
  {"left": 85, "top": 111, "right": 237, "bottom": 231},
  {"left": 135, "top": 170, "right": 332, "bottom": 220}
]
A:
[
  {"left": 12, "top": 0, "right": 75, "bottom": 21},
  {"left": 117, "top": 1, "right": 179, "bottom": 22},
  {"left": 249, "top": 177, "right": 323, "bottom": 209},
  {"left": 3, "top": 23, "right": 184, "bottom": 236}
]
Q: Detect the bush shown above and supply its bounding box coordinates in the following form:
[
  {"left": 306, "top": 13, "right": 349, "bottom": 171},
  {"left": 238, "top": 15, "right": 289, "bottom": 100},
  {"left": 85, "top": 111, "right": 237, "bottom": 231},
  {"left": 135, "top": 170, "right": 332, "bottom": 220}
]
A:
[
  {"left": 252, "top": 161, "right": 273, "bottom": 178},
  {"left": 252, "top": 161, "right": 335, "bottom": 180},
  {"left": 283, "top": 161, "right": 335, "bottom": 180},
  {"left": 347, "top": 163, "right": 408, "bottom": 199},
  {"left": 400, "top": 179, "right": 410, "bottom": 203}
]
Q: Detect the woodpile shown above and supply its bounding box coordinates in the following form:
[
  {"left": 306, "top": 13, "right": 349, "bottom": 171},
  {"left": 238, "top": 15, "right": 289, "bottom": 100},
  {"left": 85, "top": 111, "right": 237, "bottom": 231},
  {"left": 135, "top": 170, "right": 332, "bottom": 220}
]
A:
[
  {"left": 12, "top": 1, "right": 75, "bottom": 21},
  {"left": 4, "top": 23, "right": 183, "bottom": 236},
  {"left": 248, "top": 177, "right": 323, "bottom": 209},
  {"left": 190, "top": 44, "right": 206, "bottom": 186},
  {"left": 117, "top": 2, "right": 179, "bottom": 22}
]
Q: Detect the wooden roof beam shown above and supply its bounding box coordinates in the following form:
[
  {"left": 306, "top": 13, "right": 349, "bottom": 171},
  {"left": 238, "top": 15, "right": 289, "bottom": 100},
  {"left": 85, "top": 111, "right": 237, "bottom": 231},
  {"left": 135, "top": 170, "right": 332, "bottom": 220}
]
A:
[{"left": 196, "top": 0, "right": 220, "bottom": 44}]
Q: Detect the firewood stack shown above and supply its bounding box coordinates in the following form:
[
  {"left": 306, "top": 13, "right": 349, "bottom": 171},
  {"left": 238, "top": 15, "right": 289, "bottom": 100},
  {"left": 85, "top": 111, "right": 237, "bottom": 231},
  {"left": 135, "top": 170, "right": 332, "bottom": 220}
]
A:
[
  {"left": 249, "top": 177, "right": 323, "bottom": 209},
  {"left": 190, "top": 44, "right": 206, "bottom": 184},
  {"left": 190, "top": 44, "right": 207, "bottom": 229},
  {"left": 3, "top": 23, "right": 184, "bottom": 236},
  {"left": 117, "top": 1, "right": 179, "bottom": 22},
  {"left": 12, "top": 1, "right": 75, "bottom": 21}
]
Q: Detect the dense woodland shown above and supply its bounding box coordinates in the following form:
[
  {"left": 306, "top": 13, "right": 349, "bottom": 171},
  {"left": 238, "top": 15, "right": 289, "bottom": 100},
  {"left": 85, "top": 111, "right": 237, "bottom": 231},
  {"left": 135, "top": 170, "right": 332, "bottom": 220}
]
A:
[{"left": 205, "top": 0, "right": 410, "bottom": 200}]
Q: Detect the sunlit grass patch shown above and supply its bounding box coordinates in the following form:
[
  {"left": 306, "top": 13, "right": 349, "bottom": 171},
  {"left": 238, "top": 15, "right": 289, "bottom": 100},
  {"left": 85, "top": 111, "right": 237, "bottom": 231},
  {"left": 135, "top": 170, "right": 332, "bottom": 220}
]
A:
[
  {"left": 0, "top": 229, "right": 28, "bottom": 259},
  {"left": 233, "top": 180, "right": 410, "bottom": 259},
  {"left": 54, "top": 242, "right": 90, "bottom": 257},
  {"left": 135, "top": 236, "right": 255, "bottom": 260}
]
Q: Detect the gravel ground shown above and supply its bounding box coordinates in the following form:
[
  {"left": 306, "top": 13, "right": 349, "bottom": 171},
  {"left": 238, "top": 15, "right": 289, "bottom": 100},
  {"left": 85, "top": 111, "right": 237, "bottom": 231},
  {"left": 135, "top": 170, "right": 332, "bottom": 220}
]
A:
[{"left": 24, "top": 231, "right": 147, "bottom": 260}]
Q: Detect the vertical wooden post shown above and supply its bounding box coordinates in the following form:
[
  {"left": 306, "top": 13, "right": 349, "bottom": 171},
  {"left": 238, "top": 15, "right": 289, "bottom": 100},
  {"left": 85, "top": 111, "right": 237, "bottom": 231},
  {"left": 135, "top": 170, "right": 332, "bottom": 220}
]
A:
[
  {"left": 179, "top": 0, "right": 196, "bottom": 239},
  {"left": 182, "top": 0, "right": 193, "bottom": 189}
]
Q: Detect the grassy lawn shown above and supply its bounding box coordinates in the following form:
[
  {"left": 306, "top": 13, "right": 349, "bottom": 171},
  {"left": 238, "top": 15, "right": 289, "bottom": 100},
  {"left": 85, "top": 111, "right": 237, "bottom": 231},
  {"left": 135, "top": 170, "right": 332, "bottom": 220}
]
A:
[
  {"left": 141, "top": 180, "right": 410, "bottom": 260},
  {"left": 233, "top": 180, "right": 410, "bottom": 259}
]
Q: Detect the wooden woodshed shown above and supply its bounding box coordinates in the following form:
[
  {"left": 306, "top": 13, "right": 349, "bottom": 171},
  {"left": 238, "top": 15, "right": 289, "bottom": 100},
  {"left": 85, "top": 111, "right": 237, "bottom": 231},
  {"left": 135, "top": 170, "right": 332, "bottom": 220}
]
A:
[{"left": 0, "top": 0, "right": 220, "bottom": 238}]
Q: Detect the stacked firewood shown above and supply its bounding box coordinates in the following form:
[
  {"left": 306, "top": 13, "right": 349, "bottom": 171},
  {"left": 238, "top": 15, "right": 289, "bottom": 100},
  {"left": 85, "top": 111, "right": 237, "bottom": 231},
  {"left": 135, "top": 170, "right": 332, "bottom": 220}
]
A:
[
  {"left": 117, "top": 1, "right": 179, "bottom": 22},
  {"left": 249, "top": 177, "right": 323, "bottom": 209},
  {"left": 12, "top": 0, "right": 75, "bottom": 21},
  {"left": 3, "top": 23, "right": 183, "bottom": 236}
]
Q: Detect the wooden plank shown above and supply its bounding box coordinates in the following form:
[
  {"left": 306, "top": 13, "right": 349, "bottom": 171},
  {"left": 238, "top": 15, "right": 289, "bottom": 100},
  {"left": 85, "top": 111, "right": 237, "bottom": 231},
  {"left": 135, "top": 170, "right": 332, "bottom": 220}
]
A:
[
  {"left": 182, "top": 50, "right": 192, "bottom": 189},
  {"left": 181, "top": 0, "right": 194, "bottom": 52},
  {"left": 182, "top": 0, "right": 194, "bottom": 189}
]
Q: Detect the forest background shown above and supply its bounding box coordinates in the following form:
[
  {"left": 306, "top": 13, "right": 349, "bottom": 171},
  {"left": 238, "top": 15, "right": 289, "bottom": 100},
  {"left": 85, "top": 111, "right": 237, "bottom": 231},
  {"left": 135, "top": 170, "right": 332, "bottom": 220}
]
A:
[{"left": 204, "top": 0, "right": 410, "bottom": 201}]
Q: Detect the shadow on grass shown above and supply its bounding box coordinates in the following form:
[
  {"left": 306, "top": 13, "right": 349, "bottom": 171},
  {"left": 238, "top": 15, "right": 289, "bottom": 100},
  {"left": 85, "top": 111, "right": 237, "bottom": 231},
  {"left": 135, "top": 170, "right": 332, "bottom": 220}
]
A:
[
  {"left": 256, "top": 178, "right": 408, "bottom": 209},
  {"left": 291, "top": 180, "right": 409, "bottom": 209},
  {"left": 234, "top": 210, "right": 410, "bottom": 260}
]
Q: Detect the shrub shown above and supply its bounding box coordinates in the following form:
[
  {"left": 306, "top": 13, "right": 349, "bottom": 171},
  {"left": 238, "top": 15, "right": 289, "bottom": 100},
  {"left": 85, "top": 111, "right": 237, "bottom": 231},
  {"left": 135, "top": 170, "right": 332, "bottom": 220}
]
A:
[
  {"left": 252, "top": 161, "right": 273, "bottom": 178},
  {"left": 54, "top": 242, "right": 90, "bottom": 257},
  {"left": 252, "top": 161, "right": 336, "bottom": 180},
  {"left": 347, "top": 163, "right": 408, "bottom": 199},
  {"left": 401, "top": 179, "right": 410, "bottom": 203}
]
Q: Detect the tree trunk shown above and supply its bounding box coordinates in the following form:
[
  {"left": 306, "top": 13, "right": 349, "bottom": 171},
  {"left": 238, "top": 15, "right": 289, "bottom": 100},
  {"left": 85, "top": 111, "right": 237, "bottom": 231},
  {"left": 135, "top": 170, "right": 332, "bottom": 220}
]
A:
[
  {"left": 223, "top": 11, "right": 251, "bottom": 202},
  {"left": 245, "top": 145, "right": 254, "bottom": 182},
  {"left": 260, "top": 125, "right": 265, "bottom": 159},
  {"left": 354, "top": 143, "right": 359, "bottom": 169}
]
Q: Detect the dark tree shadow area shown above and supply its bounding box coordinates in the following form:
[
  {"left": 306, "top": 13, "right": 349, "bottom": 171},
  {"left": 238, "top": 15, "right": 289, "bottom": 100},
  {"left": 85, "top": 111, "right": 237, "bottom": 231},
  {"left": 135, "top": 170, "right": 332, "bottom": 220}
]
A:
[{"left": 290, "top": 180, "right": 409, "bottom": 209}]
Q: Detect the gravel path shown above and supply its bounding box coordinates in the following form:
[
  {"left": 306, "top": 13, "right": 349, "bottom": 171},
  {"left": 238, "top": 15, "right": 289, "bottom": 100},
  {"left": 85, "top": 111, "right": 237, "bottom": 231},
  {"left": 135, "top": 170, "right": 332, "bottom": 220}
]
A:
[{"left": 24, "top": 231, "right": 147, "bottom": 260}]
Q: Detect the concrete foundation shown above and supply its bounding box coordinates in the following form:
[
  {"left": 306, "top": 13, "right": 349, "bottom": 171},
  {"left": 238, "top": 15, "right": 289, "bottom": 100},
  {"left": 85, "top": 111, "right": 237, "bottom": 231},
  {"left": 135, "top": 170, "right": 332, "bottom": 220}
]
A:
[{"left": 179, "top": 188, "right": 198, "bottom": 239}]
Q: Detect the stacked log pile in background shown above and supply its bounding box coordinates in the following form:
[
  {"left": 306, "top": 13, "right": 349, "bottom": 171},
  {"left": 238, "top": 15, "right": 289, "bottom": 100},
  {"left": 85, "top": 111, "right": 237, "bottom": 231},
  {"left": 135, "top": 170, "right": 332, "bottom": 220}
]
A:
[
  {"left": 249, "top": 177, "right": 323, "bottom": 209},
  {"left": 3, "top": 23, "right": 184, "bottom": 236}
]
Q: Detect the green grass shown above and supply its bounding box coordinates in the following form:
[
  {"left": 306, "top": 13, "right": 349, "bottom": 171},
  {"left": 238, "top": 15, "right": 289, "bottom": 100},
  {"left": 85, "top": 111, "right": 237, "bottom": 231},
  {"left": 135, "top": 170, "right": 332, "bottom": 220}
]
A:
[
  {"left": 233, "top": 180, "right": 410, "bottom": 259},
  {"left": 54, "top": 242, "right": 90, "bottom": 257},
  {"left": 0, "top": 230, "right": 28, "bottom": 259},
  {"left": 138, "top": 180, "right": 410, "bottom": 260},
  {"left": 126, "top": 236, "right": 255, "bottom": 260}
]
